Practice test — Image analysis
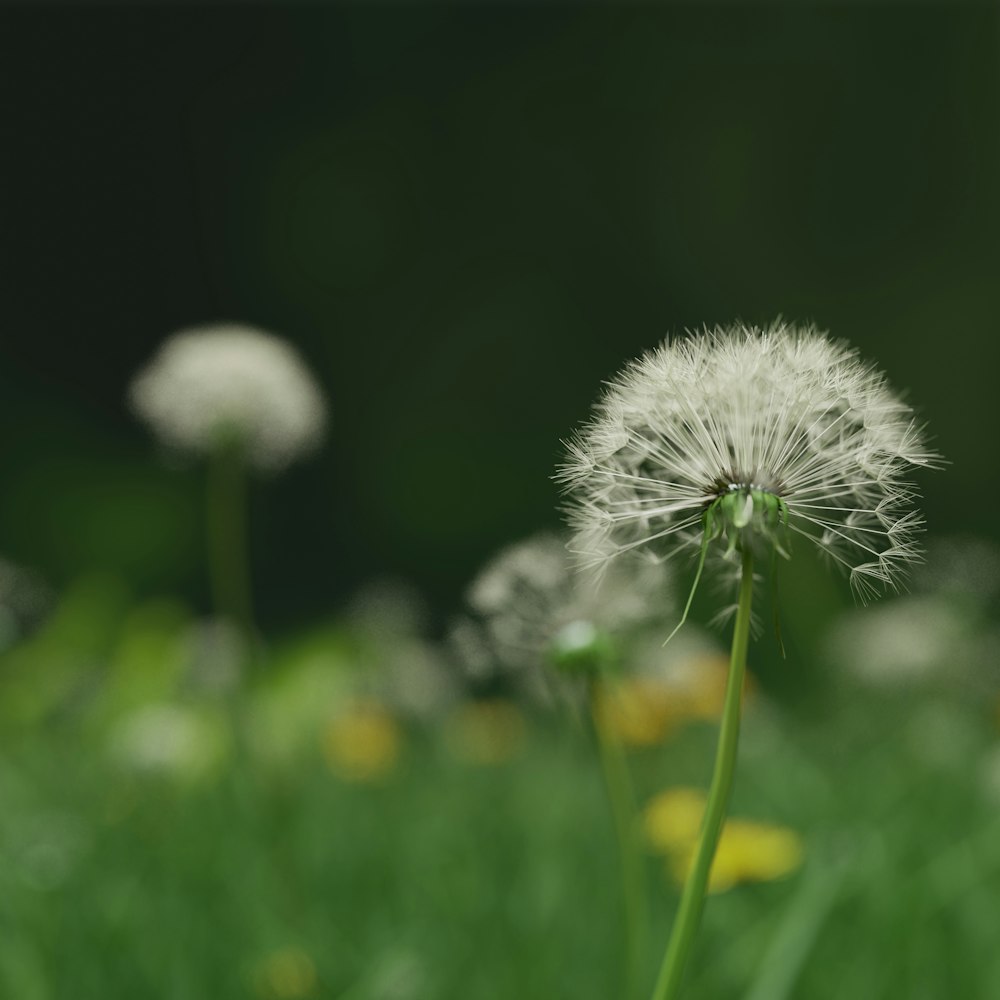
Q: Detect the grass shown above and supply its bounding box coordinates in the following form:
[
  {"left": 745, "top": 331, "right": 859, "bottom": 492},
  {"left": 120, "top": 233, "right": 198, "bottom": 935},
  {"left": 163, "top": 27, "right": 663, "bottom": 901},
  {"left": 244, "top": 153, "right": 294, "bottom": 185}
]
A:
[{"left": 1, "top": 587, "right": 1000, "bottom": 999}]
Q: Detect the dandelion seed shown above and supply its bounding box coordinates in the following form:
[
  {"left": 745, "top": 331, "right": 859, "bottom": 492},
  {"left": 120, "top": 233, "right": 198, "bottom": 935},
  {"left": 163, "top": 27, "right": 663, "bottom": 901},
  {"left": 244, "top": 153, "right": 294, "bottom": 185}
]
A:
[
  {"left": 128, "top": 323, "right": 326, "bottom": 472},
  {"left": 558, "top": 321, "right": 939, "bottom": 600}
]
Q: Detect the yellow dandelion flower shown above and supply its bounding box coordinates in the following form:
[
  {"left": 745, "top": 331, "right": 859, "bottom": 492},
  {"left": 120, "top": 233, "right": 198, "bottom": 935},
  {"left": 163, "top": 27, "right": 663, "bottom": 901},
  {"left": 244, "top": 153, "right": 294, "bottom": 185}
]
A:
[
  {"left": 322, "top": 702, "right": 401, "bottom": 782},
  {"left": 672, "top": 819, "right": 804, "bottom": 894},
  {"left": 643, "top": 787, "right": 708, "bottom": 849},
  {"left": 445, "top": 698, "right": 526, "bottom": 765},
  {"left": 594, "top": 678, "right": 679, "bottom": 747},
  {"left": 253, "top": 946, "right": 317, "bottom": 999},
  {"left": 644, "top": 787, "right": 804, "bottom": 893},
  {"left": 672, "top": 654, "right": 731, "bottom": 720}
]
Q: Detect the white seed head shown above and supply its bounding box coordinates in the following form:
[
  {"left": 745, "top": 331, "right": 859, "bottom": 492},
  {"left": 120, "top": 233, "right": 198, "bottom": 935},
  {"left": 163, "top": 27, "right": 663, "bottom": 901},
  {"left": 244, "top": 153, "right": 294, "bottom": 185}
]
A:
[
  {"left": 557, "top": 321, "right": 940, "bottom": 600},
  {"left": 128, "top": 323, "right": 327, "bottom": 471},
  {"left": 465, "top": 532, "right": 672, "bottom": 679}
]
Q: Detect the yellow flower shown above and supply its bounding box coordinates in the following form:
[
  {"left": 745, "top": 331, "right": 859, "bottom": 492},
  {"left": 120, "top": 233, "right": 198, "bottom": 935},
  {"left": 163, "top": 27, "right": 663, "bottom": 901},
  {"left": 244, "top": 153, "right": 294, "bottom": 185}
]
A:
[
  {"left": 644, "top": 787, "right": 804, "bottom": 893},
  {"left": 594, "top": 679, "right": 678, "bottom": 747},
  {"left": 593, "top": 656, "right": 756, "bottom": 749},
  {"left": 322, "top": 701, "right": 401, "bottom": 782},
  {"left": 253, "top": 946, "right": 317, "bottom": 999},
  {"left": 445, "top": 698, "right": 526, "bottom": 765},
  {"left": 671, "top": 654, "right": 731, "bottom": 720},
  {"left": 643, "top": 787, "right": 711, "bottom": 849}
]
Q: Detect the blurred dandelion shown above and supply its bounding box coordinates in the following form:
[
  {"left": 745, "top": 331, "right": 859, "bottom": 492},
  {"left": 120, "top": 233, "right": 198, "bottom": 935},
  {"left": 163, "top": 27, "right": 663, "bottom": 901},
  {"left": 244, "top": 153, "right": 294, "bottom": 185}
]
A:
[
  {"left": 253, "top": 946, "right": 317, "bottom": 1000},
  {"left": 107, "top": 702, "right": 229, "bottom": 783},
  {"left": 322, "top": 700, "right": 402, "bottom": 783},
  {"left": 558, "top": 321, "right": 938, "bottom": 1000},
  {"left": 460, "top": 531, "right": 672, "bottom": 701},
  {"left": 826, "top": 536, "right": 999, "bottom": 693},
  {"left": 644, "top": 787, "right": 804, "bottom": 894},
  {"left": 592, "top": 678, "right": 678, "bottom": 748},
  {"left": 128, "top": 323, "right": 326, "bottom": 471},
  {"left": 460, "top": 530, "right": 673, "bottom": 1000},
  {"left": 128, "top": 323, "right": 327, "bottom": 640}
]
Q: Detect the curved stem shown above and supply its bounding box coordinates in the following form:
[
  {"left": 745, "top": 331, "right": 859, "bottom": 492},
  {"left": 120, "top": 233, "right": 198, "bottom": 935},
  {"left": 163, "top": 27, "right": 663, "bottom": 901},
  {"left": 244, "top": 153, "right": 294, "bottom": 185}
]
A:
[
  {"left": 651, "top": 545, "right": 755, "bottom": 1000},
  {"left": 589, "top": 680, "right": 647, "bottom": 1000}
]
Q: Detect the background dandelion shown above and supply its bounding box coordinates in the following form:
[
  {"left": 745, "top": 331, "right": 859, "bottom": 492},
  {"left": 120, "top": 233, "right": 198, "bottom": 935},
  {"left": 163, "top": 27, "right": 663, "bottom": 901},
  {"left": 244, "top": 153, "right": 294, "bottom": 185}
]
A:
[{"left": 129, "top": 323, "right": 327, "bottom": 640}]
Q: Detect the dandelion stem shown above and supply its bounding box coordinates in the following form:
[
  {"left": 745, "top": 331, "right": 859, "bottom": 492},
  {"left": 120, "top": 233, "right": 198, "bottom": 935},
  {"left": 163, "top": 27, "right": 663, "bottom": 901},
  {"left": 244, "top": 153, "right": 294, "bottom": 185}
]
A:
[
  {"left": 589, "top": 680, "right": 647, "bottom": 1000},
  {"left": 651, "top": 544, "right": 754, "bottom": 1000},
  {"left": 207, "top": 440, "right": 255, "bottom": 639}
]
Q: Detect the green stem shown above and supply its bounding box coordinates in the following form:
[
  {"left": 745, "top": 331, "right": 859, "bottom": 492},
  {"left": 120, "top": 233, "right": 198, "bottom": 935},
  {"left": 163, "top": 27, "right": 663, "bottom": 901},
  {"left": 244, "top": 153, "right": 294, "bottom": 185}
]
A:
[
  {"left": 651, "top": 545, "right": 755, "bottom": 1000},
  {"left": 589, "top": 680, "right": 647, "bottom": 1000},
  {"left": 207, "top": 441, "right": 254, "bottom": 638}
]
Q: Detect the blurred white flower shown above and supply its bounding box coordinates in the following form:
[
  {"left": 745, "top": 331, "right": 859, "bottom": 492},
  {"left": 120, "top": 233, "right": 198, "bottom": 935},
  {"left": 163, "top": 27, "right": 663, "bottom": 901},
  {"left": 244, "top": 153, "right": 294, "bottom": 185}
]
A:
[
  {"left": 558, "top": 322, "right": 938, "bottom": 599},
  {"left": 128, "top": 323, "right": 327, "bottom": 471},
  {"left": 108, "top": 702, "right": 228, "bottom": 780},
  {"left": 459, "top": 532, "right": 672, "bottom": 694},
  {"left": 825, "top": 537, "right": 1000, "bottom": 691}
]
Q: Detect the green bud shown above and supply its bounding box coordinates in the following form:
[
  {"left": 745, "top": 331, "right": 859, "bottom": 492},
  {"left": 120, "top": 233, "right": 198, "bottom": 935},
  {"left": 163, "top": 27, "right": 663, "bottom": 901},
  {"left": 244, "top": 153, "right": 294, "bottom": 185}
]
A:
[{"left": 548, "top": 620, "right": 618, "bottom": 676}]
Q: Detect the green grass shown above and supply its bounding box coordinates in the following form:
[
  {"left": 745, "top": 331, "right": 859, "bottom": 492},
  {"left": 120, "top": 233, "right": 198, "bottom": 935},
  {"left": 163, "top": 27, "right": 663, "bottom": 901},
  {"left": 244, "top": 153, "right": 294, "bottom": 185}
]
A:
[{"left": 2, "top": 595, "right": 1000, "bottom": 999}]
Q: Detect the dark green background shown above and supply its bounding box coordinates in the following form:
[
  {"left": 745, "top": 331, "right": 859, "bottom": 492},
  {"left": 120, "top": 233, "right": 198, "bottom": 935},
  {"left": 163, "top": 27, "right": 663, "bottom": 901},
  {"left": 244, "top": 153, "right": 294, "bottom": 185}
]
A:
[{"left": 0, "top": 4, "right": 993, "bottom": 631}]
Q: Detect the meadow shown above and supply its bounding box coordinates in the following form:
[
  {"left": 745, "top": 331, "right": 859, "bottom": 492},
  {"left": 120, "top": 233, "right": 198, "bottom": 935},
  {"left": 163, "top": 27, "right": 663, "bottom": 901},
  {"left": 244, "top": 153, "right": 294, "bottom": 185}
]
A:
[{"left": 2, "top": 554, "right": 998, "bottom": 1000}]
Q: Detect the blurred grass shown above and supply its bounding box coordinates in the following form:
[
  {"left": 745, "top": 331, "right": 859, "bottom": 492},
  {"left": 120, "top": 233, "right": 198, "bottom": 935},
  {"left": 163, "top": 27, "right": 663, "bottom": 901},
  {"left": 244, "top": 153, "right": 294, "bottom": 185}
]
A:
[{"left": 2, "top": 585, "right": 1000, "bottom": 1000}]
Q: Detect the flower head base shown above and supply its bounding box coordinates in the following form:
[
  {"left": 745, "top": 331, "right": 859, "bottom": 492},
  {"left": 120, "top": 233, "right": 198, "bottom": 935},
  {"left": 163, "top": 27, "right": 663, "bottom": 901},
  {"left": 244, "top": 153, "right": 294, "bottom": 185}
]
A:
[
  {"left": 128, "top": 323, "right": 327, "bottom": 471},
  {"left": 559, "top": 322, "right": 939, "bottom": 600}
]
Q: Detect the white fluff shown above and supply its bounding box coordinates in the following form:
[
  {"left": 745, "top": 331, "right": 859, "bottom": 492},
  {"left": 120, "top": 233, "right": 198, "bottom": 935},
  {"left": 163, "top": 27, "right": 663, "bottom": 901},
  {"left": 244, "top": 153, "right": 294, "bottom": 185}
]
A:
[
  {"left": 558, "top": 321, "right": 939, "bottom": 599},
  {"left": 466, "top": 532, "right": 672, "bottom": 673},
  {"left": 129, "top": 323, "right": 327, "bottom": 471}
]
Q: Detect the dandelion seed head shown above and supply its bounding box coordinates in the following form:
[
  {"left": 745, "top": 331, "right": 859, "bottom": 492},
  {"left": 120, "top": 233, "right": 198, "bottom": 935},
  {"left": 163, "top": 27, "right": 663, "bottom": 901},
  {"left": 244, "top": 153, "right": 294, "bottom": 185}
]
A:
[
  {"left": 460, "top": 532, "right": 672, "bottom": 696},
  {"left": 128, "top": 323, "right": 327, "bottom": 471},
  {"left": 557, "top": 321, "right": 939, "bottom": 598},
  {"left": 468, "top": 533, "right": 670, "bottom": 663}
]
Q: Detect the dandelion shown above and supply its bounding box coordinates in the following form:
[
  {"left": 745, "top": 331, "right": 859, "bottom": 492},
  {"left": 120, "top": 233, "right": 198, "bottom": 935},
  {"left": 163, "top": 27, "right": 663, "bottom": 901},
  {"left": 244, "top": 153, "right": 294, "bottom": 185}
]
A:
[
  {"left": 322, "top": 700, "right": 402, "bottom": 783},
  {"left": 558, "top": 321, "right": 938, "bottom": 1000},
  {"left": 644, "top": 787, "right": 804, "bottom": 894},
  {"left": 462, "top": 531, "right": 672, "bottom": 698},
  {"left": 559, "top": 321, "right": 937, "bottom": 602},
  {"left": 826, "top": 535, "right": 999, "bottom": 692},
  {"left": 461, "top": 531, "right": 674, "bottom": 1000},
  {"left": 107, "top": 702, "right": 229, "bottom": 783},
  {"left": 253, "top": 946, "right": 317, "bottom": 999},
  {"left": 128, "top": 323, "right": 326, "bottom": 471},
  {"left": 128, "top": 323, "right": 327, "bottom": 638}
]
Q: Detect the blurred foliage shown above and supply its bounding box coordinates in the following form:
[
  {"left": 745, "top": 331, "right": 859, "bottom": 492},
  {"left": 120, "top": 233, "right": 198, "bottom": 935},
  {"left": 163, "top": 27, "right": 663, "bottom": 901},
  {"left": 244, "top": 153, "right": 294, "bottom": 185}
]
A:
[{"left": 0, "top": 562, "right": 998, "bottom": 997}]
